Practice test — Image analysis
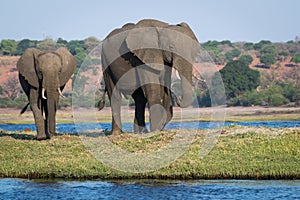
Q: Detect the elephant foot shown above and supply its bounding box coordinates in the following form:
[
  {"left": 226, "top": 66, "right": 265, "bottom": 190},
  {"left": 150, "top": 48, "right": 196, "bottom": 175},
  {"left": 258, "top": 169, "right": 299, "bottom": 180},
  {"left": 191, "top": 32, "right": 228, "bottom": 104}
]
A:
[
  {"left": 36, "top": 134, "right": 50, "bottom": 140},
  {"left": 134, "top": 126, "right": 149, "bottom": 134},
  {"left": 111, "top": 129, "right": 122, "bottom": 135}
]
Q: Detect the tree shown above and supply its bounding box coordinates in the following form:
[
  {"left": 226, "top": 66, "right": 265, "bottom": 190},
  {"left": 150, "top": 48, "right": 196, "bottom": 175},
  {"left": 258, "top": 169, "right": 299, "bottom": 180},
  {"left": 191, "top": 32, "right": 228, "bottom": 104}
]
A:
[
  {"left": 238, "top": 55, "right": 253, "bottom": 66},
  {"left": 66, "top": 40, "right": 85, "bottom": 55},
  {"left": 37, "top": 39, "right": 57, "bottom": 51},
  {"left": 291, "top": 53, "right": 300, "bottom": 63},
  {"left": 0, "top": 39, "right": 17, "bottom": 55},
  {"left": 84, "top": 36, "right": 100, "bottom": 54},
  {"left": 57, "top": 37, "right": 68, "bottom": 45},
  {"left": 254, "top": 40, "right": 272, "bottom": 50},
  {"left": 15, "top": 39, "right": 37, "bottom": 55},
  {"left": 2, "top": 76, "right": 21, "bottom": 100},
  {"left": 225, "top": 48, "right": 241, "bottom": 61},
  {"left": 262, "top": 45, "right": 277, "bottom": 55},
  {"left": 278, "top": 51, "right": 289, "bottom": 61},
  {"left": 243, "top": 42, "right": 254, "bottom": 50},
  {"left": 260, "top": 54, "right": 276, "bottom": 65},
  {"left": 220, "top": 60, "right": 260, "bottom": 98}
]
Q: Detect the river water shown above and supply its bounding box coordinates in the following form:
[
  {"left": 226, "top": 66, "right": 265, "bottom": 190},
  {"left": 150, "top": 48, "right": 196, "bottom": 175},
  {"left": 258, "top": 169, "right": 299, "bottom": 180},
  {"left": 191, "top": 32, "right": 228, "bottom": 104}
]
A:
[
  {"left": 0, "top": 179, "right": 299, "bottom": 200},
  {"left": 1, "top": 122, "right": 299, "bottom": 199},
  {"left": 1, "top": 121, "right": 300, "bottom": 133}
]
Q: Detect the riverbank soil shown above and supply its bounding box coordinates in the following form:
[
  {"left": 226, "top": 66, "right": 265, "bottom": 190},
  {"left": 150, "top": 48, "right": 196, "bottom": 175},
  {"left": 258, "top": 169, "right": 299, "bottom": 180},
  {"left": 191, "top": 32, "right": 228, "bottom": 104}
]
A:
[
  {"left": 0, "top": 127, "right": 299, "bottom": 179},
  {"left": 0, "top": 106, "right": 300, "bottom": 124}
]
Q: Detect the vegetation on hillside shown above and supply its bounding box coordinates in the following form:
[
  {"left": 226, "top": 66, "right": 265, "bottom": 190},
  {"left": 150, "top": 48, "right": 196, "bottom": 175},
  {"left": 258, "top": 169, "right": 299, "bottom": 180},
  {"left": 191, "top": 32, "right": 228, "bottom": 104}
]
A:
[{"left": 0, "top": 37, "right": 300, "bottom": 108}]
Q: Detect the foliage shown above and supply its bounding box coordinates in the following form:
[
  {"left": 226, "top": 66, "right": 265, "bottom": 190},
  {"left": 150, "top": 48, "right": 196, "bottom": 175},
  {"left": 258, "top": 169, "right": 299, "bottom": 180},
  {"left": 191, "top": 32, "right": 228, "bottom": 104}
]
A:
[
  {"left": 0, "top": 39, "right": 17, "bottom": 55},
  {"left": 243, "top": 42, "right": 254, "bottom": 50},
  {"left": 37, "top": 39, "right": 58, "bottom": 51},
  {"left": 238, "top": 55, "right": 253, "bottom": 65},
  {"left": 0, "top": 95, "right": 27, "bottom": 108},
  {"left": 15, "top": 39, "right": 38, "bottom": 55},
  {"left": 260, "top": 54, "right": 276, "bottom": 65},
  {"left": 220, "top": 60, "right": 260, "bottom": 98},
  {"left": 278, "top": 51, "right": 289, "bottom": 57},
  {"left": 224, "top": 49, "right": 241, "bottom": 61},
  {"left": 57, "top": 37, "right": 68, "bottom": 46},
  {"left": 66, "top": 40, "right": 85, "bottom": 55},
  {"left": 84, "top": 36, "right": 100, "bottom": 54},
  {"left": 231, "top": 85, "right": 290, "bottom": 106},
  {"left": 291, "top": 53, "right": 300, "bottom": 63},
  {"left": 262, "top": 45, "right": 277, "bottom": 55}
]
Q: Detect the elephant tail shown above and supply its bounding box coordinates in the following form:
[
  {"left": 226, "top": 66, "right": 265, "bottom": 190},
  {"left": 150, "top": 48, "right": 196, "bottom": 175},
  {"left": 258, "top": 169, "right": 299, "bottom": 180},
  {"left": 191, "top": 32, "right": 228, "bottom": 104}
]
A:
[
  {"left": 97, "top": 88, "right": 106, "bottom": 111},
  {"left": 20, "top": 102, "right": 30, "bottom": 115}
]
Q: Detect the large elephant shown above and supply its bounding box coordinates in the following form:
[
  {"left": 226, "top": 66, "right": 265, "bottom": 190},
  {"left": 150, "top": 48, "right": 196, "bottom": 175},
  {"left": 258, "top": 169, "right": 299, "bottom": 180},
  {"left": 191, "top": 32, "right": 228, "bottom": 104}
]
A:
[
  {"left": 99, "top": 19, "right": 200, "bottom": 135},
  {"left": 17, "top": 47, "right": 76, "bottom": 140}
]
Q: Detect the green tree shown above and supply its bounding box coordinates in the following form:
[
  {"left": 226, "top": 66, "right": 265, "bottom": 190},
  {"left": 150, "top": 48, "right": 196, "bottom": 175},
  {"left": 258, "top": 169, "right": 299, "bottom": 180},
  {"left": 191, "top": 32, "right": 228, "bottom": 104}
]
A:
[
  {"left": 238, "top": 55, "right": 253, "bottom": 65},
  {"left": 220, "top": 60, "right": 260, "bottom": 98},
  {"left": 57, "top": 37, "right": 68, "bottom": 45},
  {"left": 278, "top": 51, "right": 289, "bottom": 61},
  {"left": 291, "top": 53, "right": 300, "bottom": 63},
  {"left": 15, "top": 39, "right": 38, "bottom": 55},
  {"left": 0, "top": 39, "right": 17, "bottom": 55},
  {"left": 67, "top": 40, "right": 85, "bottom": 55},
  {"left": 243, "top": 42, "right": 254, "bottom": 50},
  {"left": 260, "top": 54, "right": 276, "bottom": 65},
  {"left": 262, "top": 45, "right": 277, "bottom": 55},
  {"left": 225, "top": 48, "right": 241, "bottom": 61},
  {"left": 220, "top": 40, "right": 232, "bottom": 47},
  {"left": 254, "top": 40, "right": 272, "bottom": 50}
]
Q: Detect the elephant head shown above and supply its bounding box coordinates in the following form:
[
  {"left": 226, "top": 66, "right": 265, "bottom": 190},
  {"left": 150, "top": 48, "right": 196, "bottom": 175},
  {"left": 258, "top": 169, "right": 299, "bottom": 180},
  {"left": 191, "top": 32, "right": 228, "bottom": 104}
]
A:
[
  {"left": 17, "top": 47, "right": 76, "bottom": 139},
  {"left": 125, "top": 20, "right": 200, "bottom": 107}
]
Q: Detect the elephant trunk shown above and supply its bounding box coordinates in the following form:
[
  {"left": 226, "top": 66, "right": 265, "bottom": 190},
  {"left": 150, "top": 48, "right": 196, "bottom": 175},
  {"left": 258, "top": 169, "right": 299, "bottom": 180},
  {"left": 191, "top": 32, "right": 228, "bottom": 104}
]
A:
[
  {"left": 175, "top": 60, "right": 193, "bottom": 108},
  {"left": 43, "top": 76, "right": 59, "bottom": 136}
]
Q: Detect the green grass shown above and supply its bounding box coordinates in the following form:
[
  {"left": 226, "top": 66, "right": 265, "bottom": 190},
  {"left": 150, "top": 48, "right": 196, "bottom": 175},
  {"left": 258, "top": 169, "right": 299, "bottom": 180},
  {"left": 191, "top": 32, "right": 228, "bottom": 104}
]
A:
[{"left": 0, "top": 127, "right": 299, "bottom": 180}]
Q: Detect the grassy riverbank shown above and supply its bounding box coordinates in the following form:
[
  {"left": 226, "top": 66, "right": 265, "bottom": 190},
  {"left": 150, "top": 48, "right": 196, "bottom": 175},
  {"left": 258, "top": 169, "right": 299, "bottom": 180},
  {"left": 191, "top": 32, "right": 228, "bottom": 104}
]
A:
[{"left": 0, "top": 126, "right": 299, "bottom": 180}]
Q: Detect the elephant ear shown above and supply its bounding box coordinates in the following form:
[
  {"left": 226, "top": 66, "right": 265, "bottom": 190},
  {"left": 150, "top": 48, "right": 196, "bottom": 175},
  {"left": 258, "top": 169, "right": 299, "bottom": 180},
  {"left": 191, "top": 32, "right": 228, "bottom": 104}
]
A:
[
  {"left": 17, "top": 48, "right": 42, "bottom": 88},
  {"left": 160, "top": 25, "right": 200, "bottom": 64},
  {"left": 125, "top": 27, "right": 164, "bottom": 71},
  {"left": 55, "top": 47, "right": 76, "bottom": 86}
]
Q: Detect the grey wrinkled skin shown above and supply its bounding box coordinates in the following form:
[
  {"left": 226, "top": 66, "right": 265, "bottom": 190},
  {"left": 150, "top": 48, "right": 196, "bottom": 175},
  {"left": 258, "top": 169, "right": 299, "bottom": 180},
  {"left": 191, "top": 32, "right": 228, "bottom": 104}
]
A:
[
  {"left": 100, "top": 19, "right": 200, "bottom": 135},
  {"left": 17, "top": 47, "right": 76, "bottom": 140}
]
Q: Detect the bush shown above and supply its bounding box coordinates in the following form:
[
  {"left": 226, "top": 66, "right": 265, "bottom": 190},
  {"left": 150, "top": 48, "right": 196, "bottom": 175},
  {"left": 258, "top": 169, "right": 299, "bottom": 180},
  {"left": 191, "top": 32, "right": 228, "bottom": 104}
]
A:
[
  {"left": 238, "top": 55, "right": 253, "bottom": 65},
  {"left": 0, "top": 95, "right": 28, "bottom": 108},
  {"left": 260, "top": 54, "right": 276, "bottom": 65}
]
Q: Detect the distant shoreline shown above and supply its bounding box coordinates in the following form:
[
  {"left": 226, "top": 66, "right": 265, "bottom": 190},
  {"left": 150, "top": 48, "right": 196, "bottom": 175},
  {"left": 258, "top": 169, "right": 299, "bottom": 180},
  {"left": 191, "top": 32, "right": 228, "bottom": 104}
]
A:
[{"left": 1, "top": 106, "right": 300, "bottom": 124}]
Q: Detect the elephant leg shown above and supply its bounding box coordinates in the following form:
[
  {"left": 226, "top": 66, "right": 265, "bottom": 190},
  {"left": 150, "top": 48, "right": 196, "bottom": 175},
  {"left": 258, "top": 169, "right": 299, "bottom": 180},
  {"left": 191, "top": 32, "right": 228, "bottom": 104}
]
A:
[
  {"left": 163, "top": 88, "right": 173, "bottom": 126},
  {"left": 144, "top": 84, "right": 167, "bottom": 132},
  {"left": 105, "top": 77, "right": 122, "bottom": 135},
  {"left": 43, "top": 100, "right": 52, "bottom": 139},
  {"left": 110, "top": 91, "right": 122, "bottom": 135},
  {"left": 29, "top": 89, "right": 48, "bottom": 140},
  {"left": 132, "top": 88, "right": 148, "bottom": 133}
]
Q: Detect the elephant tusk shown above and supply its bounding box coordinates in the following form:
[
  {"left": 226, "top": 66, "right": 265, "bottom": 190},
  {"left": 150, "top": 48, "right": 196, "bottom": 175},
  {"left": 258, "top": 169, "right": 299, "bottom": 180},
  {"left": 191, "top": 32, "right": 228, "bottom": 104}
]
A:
[
  {"left": 58, "top": 88, "right": 65, "bottom": 98},
  {"left": 42, "top": 88, "right": 47, "bottom": 99},
  {"left": 192, "top": 73, "right": 206, "bottom": 83},
  {"left": 175, "top": 70, "right": 181, "bottom": 80}
]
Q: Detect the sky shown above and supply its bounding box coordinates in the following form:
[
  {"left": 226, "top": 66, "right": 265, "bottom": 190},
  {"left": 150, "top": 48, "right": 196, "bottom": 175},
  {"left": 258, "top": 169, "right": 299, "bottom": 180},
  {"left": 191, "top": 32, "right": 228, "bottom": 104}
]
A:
[{"left": 1, "top": 0, "right": 299, "bottom": 42}]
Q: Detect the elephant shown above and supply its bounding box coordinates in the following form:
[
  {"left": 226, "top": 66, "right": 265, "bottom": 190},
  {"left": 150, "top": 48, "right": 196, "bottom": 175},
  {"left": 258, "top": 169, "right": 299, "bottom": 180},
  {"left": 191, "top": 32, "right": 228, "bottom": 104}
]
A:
[
  {"left": 17, "top": 47, "right": 76, "bottom": 140},
  {"left": 98, "top": 19, "right": 200, "bottom": 135}
]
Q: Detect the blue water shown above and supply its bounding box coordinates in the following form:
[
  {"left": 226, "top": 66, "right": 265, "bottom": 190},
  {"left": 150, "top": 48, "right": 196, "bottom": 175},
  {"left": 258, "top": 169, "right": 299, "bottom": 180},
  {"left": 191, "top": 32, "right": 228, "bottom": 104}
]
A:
[
  {"left": 0, "top": 179, "right": 299, "bottom": 200},
  {"left": 0, "top": 121, "right": 299, "bottom": 133}
]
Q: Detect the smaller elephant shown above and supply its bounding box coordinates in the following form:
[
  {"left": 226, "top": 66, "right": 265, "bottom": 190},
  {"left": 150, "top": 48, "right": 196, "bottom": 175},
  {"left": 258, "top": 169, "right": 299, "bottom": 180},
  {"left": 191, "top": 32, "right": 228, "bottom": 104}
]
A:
[{"left": 17, "top": 47, "right": 76, "bottom": 140}]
